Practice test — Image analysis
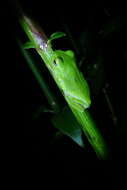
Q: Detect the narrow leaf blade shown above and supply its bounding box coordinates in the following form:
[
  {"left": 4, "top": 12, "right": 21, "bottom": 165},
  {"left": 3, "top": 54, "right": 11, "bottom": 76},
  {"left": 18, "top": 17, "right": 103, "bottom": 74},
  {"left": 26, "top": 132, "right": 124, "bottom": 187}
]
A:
[{"left": 48, "top": 32, "right": 66, "bottom": 41}]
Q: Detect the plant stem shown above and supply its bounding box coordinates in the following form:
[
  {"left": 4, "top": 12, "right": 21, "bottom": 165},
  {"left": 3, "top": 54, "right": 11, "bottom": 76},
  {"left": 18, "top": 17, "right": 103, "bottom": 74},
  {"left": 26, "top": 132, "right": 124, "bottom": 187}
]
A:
[
  {"left": 68, "top": 103, "right": 109, "bottom": 159},
  {"left": 17, "top": 39, "right": 60, "bottom": 113},
  {"left": 19, "top": 14, "right": 109, "bottom": 159}
]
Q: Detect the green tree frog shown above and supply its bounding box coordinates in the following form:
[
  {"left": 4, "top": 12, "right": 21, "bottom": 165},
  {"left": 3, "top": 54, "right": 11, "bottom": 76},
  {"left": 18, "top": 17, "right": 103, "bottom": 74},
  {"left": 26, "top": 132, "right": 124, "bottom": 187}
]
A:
[{"left": 21, "top": 16, "right": 91, "bottom": 112}]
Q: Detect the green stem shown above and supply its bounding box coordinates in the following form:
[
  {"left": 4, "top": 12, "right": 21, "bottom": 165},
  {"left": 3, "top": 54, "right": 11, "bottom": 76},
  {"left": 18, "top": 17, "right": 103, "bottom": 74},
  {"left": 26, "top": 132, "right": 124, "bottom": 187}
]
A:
[
  {"left": 17, "top": 39, "right": 60, "bottom": 113},
  {"left": 68, "top": 103, "right": 109, "bottom": 159}
]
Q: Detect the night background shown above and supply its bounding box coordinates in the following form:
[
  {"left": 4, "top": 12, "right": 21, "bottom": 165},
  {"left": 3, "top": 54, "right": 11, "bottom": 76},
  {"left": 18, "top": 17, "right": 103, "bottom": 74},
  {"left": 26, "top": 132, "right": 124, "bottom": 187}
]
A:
[{"left": 4, "top": 0, "right": 127, "bottom": 187}]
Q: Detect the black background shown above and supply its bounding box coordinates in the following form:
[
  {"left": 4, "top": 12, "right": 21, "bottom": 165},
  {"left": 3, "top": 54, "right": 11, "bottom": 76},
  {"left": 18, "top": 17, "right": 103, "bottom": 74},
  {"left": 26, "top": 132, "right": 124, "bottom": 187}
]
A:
[{"left": 3, "top": 0, "right": 127, "bottom": 187}]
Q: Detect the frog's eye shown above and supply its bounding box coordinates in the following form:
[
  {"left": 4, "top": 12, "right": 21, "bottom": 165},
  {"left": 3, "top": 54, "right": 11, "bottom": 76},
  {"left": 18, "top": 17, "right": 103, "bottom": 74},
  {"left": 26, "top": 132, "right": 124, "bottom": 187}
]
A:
[
  {"left": 53, "top": 60, "right": 57, "bottom": 66},
  {"left": 53, "top": 56, "right": 64, "bottom": 66},
  {"left": 57, "top": 56, "right": 64, "bottom": 63}
]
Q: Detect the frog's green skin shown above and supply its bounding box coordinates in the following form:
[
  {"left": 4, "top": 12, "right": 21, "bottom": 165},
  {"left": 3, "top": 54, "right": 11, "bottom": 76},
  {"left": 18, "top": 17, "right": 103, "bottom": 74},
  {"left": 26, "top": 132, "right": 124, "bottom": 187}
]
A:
[
  {"left": 50, "top": 50, "right": 91, "bottom": 112},
  {"left": 37, "top": 47, "right": 91, "bottom": 112},
  {"left": 20, "top": 17, "right": 91, "bottom": 112}
]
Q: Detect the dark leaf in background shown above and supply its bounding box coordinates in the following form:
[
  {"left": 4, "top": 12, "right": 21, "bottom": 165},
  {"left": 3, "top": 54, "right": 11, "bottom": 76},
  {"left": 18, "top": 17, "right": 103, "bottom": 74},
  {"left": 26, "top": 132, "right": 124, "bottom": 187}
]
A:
[{"left": 52, "top": 106, "right": 84, "bottom": 147}]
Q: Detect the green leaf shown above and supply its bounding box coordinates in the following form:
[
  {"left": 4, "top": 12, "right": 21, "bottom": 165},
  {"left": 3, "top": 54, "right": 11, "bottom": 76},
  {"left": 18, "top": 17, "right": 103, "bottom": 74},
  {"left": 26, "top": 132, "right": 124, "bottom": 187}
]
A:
[
  {"left": 23, "top": 41, "right": 35, "bottom": 49},
  {"left": 48, "top": 32, "right": 66, "bottom": 42},
  {"left": 51, "top": 106, "right": 85, "bottom": 147}
]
